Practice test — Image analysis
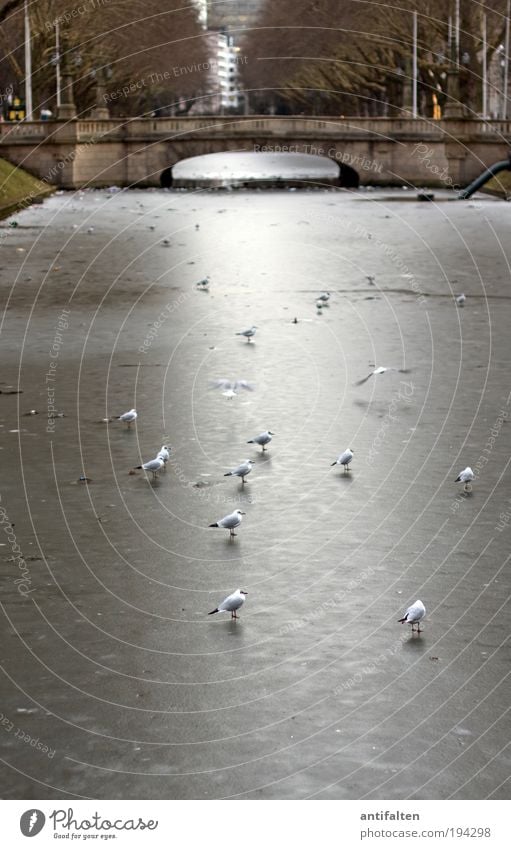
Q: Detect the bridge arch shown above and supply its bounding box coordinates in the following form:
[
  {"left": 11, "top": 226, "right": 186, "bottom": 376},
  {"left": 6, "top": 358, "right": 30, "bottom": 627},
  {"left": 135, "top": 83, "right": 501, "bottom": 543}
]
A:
[
  {"left": 164, "top": 150, "right": 356, "bottom": 188},
  {"left": 160, "top": 167, "right": 173, "bottom": 188},
  {"left": 338, "top": 162, "right": 360, "bottom": 188}
]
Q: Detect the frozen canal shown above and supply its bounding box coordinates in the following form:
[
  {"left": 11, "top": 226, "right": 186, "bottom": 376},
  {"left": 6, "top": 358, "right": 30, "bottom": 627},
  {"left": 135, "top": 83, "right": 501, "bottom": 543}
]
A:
[{"left": 0, "top": 184, "right": 510, "bottom": 799}]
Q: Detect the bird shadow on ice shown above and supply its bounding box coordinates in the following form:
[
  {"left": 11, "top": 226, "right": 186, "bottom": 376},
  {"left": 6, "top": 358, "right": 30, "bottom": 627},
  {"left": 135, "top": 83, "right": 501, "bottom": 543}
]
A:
[
  {"left": 401, "top": 634, "right": 426, "bottom": 651},
  {"left": 333, "top": 473, "right": 353, "bottom": 484},
  {"left": 223, "top": 536, "right": 241, "bottom": 545}
]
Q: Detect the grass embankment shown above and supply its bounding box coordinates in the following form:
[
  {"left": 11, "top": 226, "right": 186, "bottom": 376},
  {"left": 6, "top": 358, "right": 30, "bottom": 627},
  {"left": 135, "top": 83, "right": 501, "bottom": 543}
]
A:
[
  {"left": 0, "top": 157, "right": 55, "bottom": 219},
  {"left": 483, "top": 169, "right": 511, "bottom": 200}
]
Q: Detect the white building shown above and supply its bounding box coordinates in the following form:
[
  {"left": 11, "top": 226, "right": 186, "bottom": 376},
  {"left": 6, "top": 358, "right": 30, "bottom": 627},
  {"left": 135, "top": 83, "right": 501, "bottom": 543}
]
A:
[
  {"left": 215, "top": 32, "right": 243, "bottom": 111},
  {"left": 189, "top": 1, "right": 251, "bottom": 113}
]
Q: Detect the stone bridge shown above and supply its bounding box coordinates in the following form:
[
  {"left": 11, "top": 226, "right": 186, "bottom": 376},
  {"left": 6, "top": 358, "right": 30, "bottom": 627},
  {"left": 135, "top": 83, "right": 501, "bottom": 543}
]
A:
[{"left": 0, "top": 115, "right": 509, "bottom": 189}]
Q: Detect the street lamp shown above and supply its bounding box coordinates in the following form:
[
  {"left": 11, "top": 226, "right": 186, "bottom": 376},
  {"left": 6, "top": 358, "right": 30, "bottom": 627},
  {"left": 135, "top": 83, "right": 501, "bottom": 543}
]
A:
[
  {"left": 24, "top": 0, "right": 32, "bottom": 119},
  {"left": 50, "top": 23, "right": 62, "bottom": 111},
  {"left": 412, "top": 10, "right": 418, "bottom": 118},
  {"left": 504, "top": 0, "right": 510, "bottom": 119}
]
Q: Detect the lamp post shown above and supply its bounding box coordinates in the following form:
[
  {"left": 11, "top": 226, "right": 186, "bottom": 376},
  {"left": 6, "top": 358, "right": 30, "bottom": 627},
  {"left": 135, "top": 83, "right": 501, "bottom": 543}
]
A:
[
  {"left": 482, "top": 14, "right": 488, "bottom": 118},
  {"left": 55, "top": 21, "right": 61, "bottom": 109},
  {"left": 443, "top": 2, "right": 464, "bottom": 117},
  {"left": 412, "top": 10, "right": 418, "bottom": 117},
  {"left": 24, "top": 0, "right": 32, "bottom": 119},
  {"left": 504, "top": 0, "right": 510, "bottom": 119}
]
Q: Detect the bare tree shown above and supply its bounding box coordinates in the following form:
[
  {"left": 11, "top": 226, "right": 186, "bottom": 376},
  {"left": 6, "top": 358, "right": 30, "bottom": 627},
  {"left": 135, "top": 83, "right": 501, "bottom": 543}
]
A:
[
  {"left": 0, "top": 0, "right": 210, "bottom": 117},
  {"left": 240, "top": 0, "right": 510, "bottom": 116}
]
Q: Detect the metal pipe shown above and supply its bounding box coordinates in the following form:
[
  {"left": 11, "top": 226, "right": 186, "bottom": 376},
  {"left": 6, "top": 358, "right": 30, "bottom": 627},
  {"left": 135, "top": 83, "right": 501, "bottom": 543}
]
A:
[{"left": 458, "top": 155, "right": 511, "bottom": 199}]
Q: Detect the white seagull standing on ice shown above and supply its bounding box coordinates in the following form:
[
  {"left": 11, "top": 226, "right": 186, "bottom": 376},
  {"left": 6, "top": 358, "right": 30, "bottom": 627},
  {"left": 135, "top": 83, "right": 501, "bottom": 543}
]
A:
[
  {"left": 209, "top": 589, "right": 248, "bottom": 620},
  {"left": 455, "top": 466, "right": 475, "bottom": 492},
  {"left": 331, "top": 448, "right": 354, "bottom": 472},
  {"left": 134, "top": 456, "right": 164, "bottom": 480},
  {"left": 117, "top": 408, "right": 137, "bottom": 428},
  {"left": 209, "top": 508, "right": 246, "bottom": 537},
  {"left": 247, "top": 430, "right": 273, "bottom": 451},
  {"left": 318, "top": 292, "right": 330, "bottom": 302},
  {"left": 210, "top": 379, "right": 255, "bottom": 399},
  {"left": 236, "top": 325, "right": 257, "bottom": 342},
  {"left": 398, "top": 599, "right": 426, "bottom": 633},
  {"left": 224, "top": 459, "right": 253, "bottom": 484},
  {"left": 157, "top": 445, "right": 171, "bottom": 467},
  {"left": 196, "top": 276, "right": 210, "bottom": 290},
  {"left": 456, "top": 293, "right": 466, "bottom": 307},
  {"left": 355, "top": 366, "right": 411, "bottom": 386}
]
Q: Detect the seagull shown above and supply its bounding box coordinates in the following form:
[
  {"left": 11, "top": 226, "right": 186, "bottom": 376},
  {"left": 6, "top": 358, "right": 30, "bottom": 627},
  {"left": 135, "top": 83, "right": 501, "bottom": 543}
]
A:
[
  {"left": 209, "top": 588, "right": 247, "bottom": 620},
  {"left": 162, "top": 239, "right": 171, "bottom": 247},
  {"left": 117, "top": 408, "right": 137, "bottom": 428},
  {"left": 366, "top": 275, "right": 375, "bottom": 285},
  {"left": 355, "top": 366, "right": 411, "bottom": 386},
  {"left": 318, "top": 292, "right": 330, "bottom": 302},
  {"left": 236, "top": 325, "right": 257, "bottom": 342},
  {"left": 247, "top": 430, "right": 273, "bottom": 451},
  {"left": 455, "top": 466, "right": 475, "bottom": 492},
  {"left": 210, "top": 379, "right": 255, "bottom": 399},
  {"left": 196, "top": 276, "right": 210, "bottom": 289},
  {"left": 157, "top": 445, "right": 171, "bottom": 467},
  {"left": 134, "top": 456, "right": 164, "bottom": 480},
  {"left": 456, "top": 293, "right": 466, "bottom": 307},
  {"left": 224, "top": 459, "right": 253, "bottom": 484},
  {"left": 398, "top": 599, "right": 426, "bottom": 633},
  {"left": 209, "top": 508, "right": 246, "bottom": 537},
  {"left": 331, "top": 448, "right": 354, "bottom": 472}
]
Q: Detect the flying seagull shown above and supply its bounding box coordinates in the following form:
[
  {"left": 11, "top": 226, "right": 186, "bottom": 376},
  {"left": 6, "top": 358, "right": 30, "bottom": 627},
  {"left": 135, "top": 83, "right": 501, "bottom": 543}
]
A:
[
  {"left": 331, "top": 448, "right": 354, "bottom": 472},
  {"left": 236, "top": 325, "right": 257, "bottom": 342},
  {"left": 355, "top": 367, "right": 411, "bottom": 386},
  {"left": 209, "top": 588, "right": 247, "bottom": 620},
  {"left": 117, "top": 408, "right": 137, "bottom": 428},
  {"left": 247, "top": 430, "right": 273, "bottom": 451},
  {"left": 134, "top": 456, "right": 164, "bottom": 480},
  {"left": 455, "top": 466, "right": 474, "bottom": 492},
  {"left": 398, "top": 599, "right": 426, "bottom": 633},
  {"left": 210, "top": 379, "right": 255, "bottom": 399},
  {"left": 209, "top": 508, "right": 246, "bottom": 537},
  {"left": 224, "top": 459, "right": 253, "bottom": 484}
]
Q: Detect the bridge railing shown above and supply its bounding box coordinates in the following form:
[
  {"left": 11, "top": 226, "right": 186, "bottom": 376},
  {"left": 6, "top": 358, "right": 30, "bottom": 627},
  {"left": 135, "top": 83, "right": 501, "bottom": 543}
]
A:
[{"left": 1, "top": 116, "right": 510, "bottom": 144}]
